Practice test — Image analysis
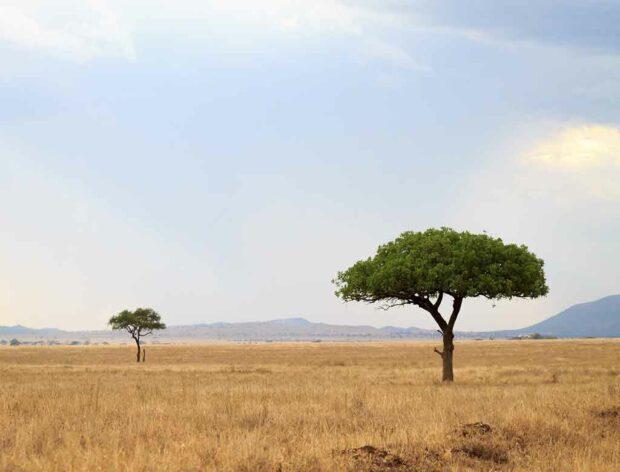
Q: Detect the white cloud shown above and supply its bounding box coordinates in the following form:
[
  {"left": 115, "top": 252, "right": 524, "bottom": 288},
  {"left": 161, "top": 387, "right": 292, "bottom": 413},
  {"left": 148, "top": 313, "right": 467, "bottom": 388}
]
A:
[
  {"left": 520, "top": 124, "right": 620, "bottom": 199},
  {"left": 269, "top": 1, "right": 370, "bottom": 35},
  {"left": 193, "top": 0, "right": 398, "bottom": 35},
  {"left": 1, "top": 0, "right": 422, "bottom": 69},
  {"left": 0, "top": 1, "right": 135, "bottom": 61},
  {"left": 206, "top": 1, "right": 427, "bottom": 72},
  {"left": 525, "top": 125, "right": 620, "bottom": 170},
  {"left": 102, "top": 0, "right": 399, "bottom": 36}
]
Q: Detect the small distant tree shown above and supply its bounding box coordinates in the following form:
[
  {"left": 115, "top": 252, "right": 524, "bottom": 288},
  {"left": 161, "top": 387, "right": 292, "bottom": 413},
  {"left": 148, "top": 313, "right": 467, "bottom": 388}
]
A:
[
  {"left": 334, "top": 228, "right": 548, "bottom": 382},
  {"left": 109, "top": 308, "right": 166, "bottom": 362},
  {"left": 9, "top": 338, "right": 20, "bottom": 346}
]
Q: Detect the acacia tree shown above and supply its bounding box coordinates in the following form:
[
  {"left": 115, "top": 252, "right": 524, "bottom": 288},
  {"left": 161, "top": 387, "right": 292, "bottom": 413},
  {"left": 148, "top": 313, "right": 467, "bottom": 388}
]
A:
[
  {"left": 334, "top": 228, "right": 548, "bottom": 382},
  {"left": 109, "top": 308, "right": 166, "bottom": 362}
]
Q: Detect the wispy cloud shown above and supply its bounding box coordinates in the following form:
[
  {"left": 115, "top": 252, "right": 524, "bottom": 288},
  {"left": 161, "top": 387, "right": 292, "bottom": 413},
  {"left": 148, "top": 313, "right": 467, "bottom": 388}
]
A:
[
  {"left": 523, "top": 125, "right": 620, "bottom": 198},
  {"left": 361, "top": 39, "right": 431, "bottom": 72},
  {"left": 0, "top": 0, "right": 426, "bottom": 72},
  {"left": 0, "top": 1, "right": 135, "bottom": 61},
  {"left": 383, "top": 0, "right": 620, "bottom": 55},
  {"left": 201, "top": 0, "right": 400, "bottom": 35},
  {"left": 525, "top": 125, "right": 620, "bottom": 170}
]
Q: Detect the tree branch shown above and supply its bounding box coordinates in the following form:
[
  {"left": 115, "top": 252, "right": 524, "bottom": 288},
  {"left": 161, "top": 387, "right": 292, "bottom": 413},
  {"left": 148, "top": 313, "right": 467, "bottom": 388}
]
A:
[
  {"left": 427, "top": 309, "right": 449, "bottom": 333},
  {"left": 433, "top": 348, "right": 443, "bottom": 357},
  {"left": 448, "top": 296, "right": 463, "bottom": 330},
  {"left": 412, "top": 295, "right": 448, "bottom": 332},
  {"left": 433, "top": 292, "right": 443, "bottom": 310},
  {"left": 378, "top": 300, "right": 412, "bottom": 311},
  {"left": 355, "top": 292, "right": 452, "bottom": 332}
]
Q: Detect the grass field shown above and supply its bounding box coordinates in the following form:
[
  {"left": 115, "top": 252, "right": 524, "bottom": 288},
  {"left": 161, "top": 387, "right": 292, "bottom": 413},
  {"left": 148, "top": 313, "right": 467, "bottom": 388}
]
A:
[{"left": 0, "top": 340, "right": 618, "bottom": 471}]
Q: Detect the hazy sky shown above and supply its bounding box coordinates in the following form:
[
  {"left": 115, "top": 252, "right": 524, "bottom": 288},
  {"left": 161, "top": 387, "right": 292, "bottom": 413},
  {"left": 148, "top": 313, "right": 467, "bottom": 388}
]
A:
[{"left": 1, "top": 1, "right": 619, "bottom": 331}]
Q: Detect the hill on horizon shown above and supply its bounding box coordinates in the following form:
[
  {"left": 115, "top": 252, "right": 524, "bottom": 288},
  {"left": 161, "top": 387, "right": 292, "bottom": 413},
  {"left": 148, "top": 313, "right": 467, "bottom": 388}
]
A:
[
  {"left": 510, "top": 294, "right": 620, "bottom": 338},
  {"left": 1, "top": 295, "right": 618, "bottom": 341}
]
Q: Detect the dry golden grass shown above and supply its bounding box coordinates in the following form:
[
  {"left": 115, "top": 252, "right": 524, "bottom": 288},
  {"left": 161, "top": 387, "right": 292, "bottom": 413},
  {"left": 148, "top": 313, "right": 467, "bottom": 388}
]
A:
[{"left": 0, "top": 340, "right": 618, "bottom": 471}]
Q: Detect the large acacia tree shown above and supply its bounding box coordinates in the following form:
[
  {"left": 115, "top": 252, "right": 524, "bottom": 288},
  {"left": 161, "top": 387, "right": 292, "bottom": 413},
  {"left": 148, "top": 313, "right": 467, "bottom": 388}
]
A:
[
  {"left": 334, "top": 228, "right": 548, "bottom": 382},
  {"left": 109, "top": 308, "right": 166, "bottom": 362}
]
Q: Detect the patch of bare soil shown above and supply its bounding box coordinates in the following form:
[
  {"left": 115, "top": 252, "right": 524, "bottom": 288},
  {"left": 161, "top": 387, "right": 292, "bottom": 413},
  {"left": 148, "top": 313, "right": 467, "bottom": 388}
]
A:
[
  {"left": 595, "top": 407, "right": 619, "bottom": 419},
  {"left": 594, "top": 407, "right": 620, "bottom": 435},
  {"left": 340, "top": 445, "right": 407, "bottom": 470},
  {"left": 460, "top": 422, "right": 493, "bottom": 437},
  {"left": 450, "top": 422, "right": 518, "bottom": 467},
  {"left": 339, "top": 444, "right": 446, "bottom": 471},
  {"left": 406, "top": 447, "right": 446, "bottom": 472},
  {"left": 453, "top": 441, "right": 509, "bottom": 465},
  {"left": 340, "top": 423, "right": 527, "bottom": 470}
]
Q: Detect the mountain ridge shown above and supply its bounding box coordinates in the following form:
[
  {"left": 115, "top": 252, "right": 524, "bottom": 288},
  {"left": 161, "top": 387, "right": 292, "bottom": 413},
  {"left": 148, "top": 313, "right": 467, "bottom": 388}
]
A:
[
  {"left": 2, "top": 295, "right": 618, "bottom": 341},
  {"left": 513, "top": 294, "right": 620, "bottom": 338}
]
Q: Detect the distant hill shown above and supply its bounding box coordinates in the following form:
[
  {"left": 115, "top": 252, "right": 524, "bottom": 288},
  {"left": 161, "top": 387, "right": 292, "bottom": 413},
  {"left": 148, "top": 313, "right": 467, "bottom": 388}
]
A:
[
  {"left": 153, "top": 318, "right": 439, "bottom": 341},
  {"left": 508, "top": 294, "right": 620, "bottom": 338},
  {"left": 0, "top": 325, "right": 66, "bottom": 336},
  {"left": 1, "top": 295, "right": 618, "bottom": 342},
  {"left": 0, "top": 318, "right": 441, "bottom": 342}
]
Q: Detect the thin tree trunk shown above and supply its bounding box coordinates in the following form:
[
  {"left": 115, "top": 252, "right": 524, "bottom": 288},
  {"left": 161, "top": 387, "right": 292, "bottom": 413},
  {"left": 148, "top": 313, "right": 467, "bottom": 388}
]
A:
[
  {"left": 142, "top": 348, "right": 146, "bottom": 362},
  {"left": 442, "top": 331, "right": 455, "bottom": 382},
  {"left": 135, "top": 338, "right": 141, "bottom": 363}
]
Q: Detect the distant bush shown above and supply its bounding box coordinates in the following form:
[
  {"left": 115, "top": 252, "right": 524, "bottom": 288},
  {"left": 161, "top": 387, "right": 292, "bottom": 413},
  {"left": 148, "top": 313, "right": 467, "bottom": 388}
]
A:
[
  {"left": 511, "top": 333, "right": 558, "bottom": 340},
  {"left": 10, "top": 338, "right": 21, "bottom": 346}
]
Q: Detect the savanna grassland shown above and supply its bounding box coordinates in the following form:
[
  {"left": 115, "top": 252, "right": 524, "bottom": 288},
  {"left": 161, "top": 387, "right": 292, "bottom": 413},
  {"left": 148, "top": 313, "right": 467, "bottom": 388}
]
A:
[{"left": 0, "top": 340, "right": 618, "bottom": 471}]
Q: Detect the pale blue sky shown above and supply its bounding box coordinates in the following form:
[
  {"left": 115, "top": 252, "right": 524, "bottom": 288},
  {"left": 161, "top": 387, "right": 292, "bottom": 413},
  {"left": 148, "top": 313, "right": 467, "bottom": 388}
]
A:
[{"left": 1, "top": 1, "right": 619, "bottom": 330}]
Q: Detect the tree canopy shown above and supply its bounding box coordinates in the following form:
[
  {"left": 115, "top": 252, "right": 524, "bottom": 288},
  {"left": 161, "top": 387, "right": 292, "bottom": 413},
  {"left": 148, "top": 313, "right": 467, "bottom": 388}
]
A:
[
  {"left": 334, "top": 227, "right": 548, "bottom": 307},
  {"left": 109, "top": 308, "right": 166, "bottom": 333}
]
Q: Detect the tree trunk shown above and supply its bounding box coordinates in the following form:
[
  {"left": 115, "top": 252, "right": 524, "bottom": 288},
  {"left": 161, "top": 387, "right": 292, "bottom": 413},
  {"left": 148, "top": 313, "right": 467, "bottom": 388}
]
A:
[
  {"left": 442, "top": 331, "right": 455, "bottom": 382},
  {"left": 142, "top": 348, "right": 146, "bottom": 362},
  {"left": 135, "top": 339, "right": 141, "bottom": 363}
]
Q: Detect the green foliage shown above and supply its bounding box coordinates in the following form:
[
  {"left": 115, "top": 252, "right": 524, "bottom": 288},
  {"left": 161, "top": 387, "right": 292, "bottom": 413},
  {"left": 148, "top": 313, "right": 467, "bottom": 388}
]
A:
[
  {"left": 334, "top": 227, "right": 548, "bottom": 305},
  {"left": 109, "top": 308, "right": 166, "bottom": 338}
]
